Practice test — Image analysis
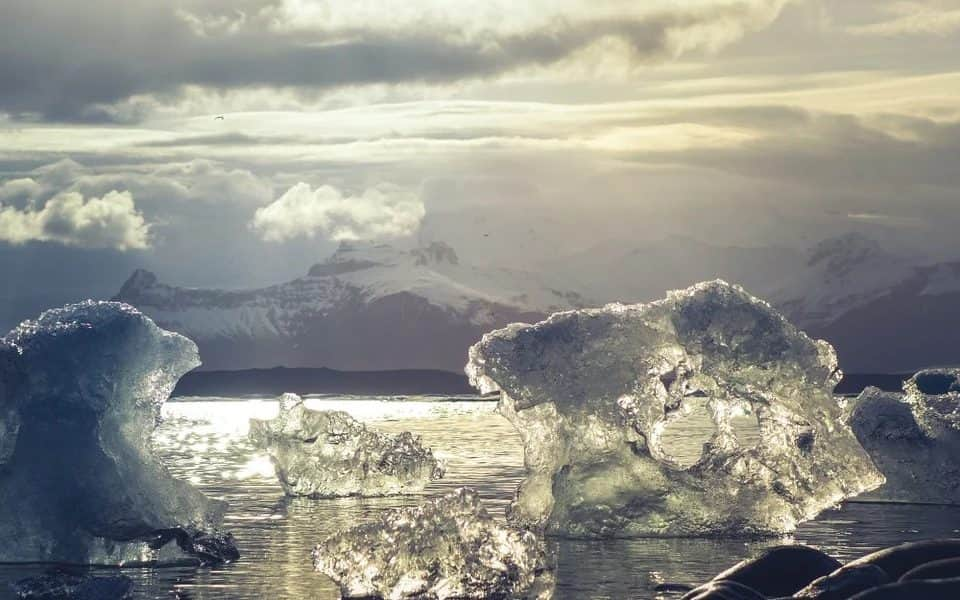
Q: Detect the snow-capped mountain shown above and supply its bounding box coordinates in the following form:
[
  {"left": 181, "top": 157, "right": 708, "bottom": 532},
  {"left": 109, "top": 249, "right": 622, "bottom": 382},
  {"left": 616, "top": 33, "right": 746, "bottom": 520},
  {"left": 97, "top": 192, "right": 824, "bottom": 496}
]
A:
[
  {"left": 794, "top": 259, "right": 960, "bottom": 373},
  {"left": 114, "top": 242, "right": 587, "bottom": 372},
  {"left": 540, "top": 232, "right": 960, "bottom": 373},
  {"left": 764, "top": 233, "right": 960, "bottom": 372},
  {"left": 115, "top": 234, "right": 960, "bottom": 374},
  {"left": 768, "top": 233, "right": 917, "bottom": 326},
  {"left": 539, "top": 234, "right": 803, "bottom": 306}
]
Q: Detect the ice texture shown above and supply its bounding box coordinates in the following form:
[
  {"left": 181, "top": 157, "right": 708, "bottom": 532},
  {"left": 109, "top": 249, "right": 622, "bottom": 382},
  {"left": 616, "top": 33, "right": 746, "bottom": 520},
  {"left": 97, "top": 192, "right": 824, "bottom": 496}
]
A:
[
  {"left": 847, "top": 369, "right": 960, "bottom": 504},
  {"left": 249, "top": 393, "right": 444, "bottom": 497},
  {"left": 313, "top": 487, "right": 551, "bottom": 599},
  {"left": 466, "top": 280, "right": 883, "bottom": 537},
  {"left": 0, "top": 301, "right": 234, "bottom": 565}
]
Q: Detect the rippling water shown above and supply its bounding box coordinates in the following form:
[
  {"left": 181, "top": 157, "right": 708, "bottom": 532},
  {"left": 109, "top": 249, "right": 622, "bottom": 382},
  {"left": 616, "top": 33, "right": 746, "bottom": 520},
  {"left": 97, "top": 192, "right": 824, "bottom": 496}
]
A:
[{"left": 2, "top": 395, "right": 960, "bottom": 599}]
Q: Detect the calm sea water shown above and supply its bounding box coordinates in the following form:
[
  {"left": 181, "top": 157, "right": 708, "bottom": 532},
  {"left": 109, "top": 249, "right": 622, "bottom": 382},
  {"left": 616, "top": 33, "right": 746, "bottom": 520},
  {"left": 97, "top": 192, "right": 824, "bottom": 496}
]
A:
[{"left": 2, "top": 395, "right": 960, "bottom": 599}]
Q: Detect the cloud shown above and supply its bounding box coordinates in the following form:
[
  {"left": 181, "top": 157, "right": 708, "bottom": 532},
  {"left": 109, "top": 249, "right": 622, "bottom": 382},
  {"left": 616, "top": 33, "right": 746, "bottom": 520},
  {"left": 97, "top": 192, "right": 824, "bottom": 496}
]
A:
[
  {"left": 251, "top": 183, "right": 425, "bottom": 242},
  {"left": 0, "top": 190, "right": 150, "bottom": 250},
  {"left": 0, "top": 0, "right": 791, "bottom": 122},
  {"left": 0, "top": 178, "right": 41, "bottom": 206},
  {"left": 846, "top": 212, "right": 926, "bottom": 227},
  {"left": 617, "top": 108, "right": 960, "bottom": 190},
  {"left": 846, "top": 2, "right": 960, "bottom": 36}
]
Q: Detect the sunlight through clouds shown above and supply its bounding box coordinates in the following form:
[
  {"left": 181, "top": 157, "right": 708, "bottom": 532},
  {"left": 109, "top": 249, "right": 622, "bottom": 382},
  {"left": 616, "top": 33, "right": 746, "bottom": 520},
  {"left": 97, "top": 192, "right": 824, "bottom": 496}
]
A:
[
  {"left": 1, "top": 0, "right": 959, "bottom": 326},
  {"left": 252, "top": 183, "right": 425, "bottom": 242}
]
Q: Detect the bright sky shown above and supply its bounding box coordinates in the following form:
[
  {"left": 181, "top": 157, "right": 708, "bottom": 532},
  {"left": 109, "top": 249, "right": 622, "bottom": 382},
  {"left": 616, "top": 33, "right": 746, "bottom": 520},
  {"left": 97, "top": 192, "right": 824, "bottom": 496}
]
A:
[{"left": 1, "top": 0, "right": 958, "bottom": 325}]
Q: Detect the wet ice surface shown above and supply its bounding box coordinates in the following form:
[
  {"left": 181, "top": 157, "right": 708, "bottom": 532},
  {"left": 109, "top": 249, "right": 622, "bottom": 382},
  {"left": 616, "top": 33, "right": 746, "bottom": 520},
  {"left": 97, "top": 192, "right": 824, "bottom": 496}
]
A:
[
  {"left": 249, "top": 393, "right": 444, "bottom": 498},
  {"left": 314, "top": 488, "right": 548, "bottom": 599},
  {"left": 0, "top": 301, "right": 229, "bottom": 566},
  {"left": 466, "top": 281, "right": 883, "bottom": 537},
  {"left": 1, "top": 396, "right": 960, "bottom": 599}
]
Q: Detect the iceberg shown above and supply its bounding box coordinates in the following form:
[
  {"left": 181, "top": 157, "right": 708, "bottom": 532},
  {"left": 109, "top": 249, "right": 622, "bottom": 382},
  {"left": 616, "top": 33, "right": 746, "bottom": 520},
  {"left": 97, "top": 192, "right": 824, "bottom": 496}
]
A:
[
  {"left": 0, "top": 301, "right": 237, "bottom": 565},
  {"left": 249, "top": 393, "right": 444, "bottom": 497},
  {"left": 905, "top": 369, "right": 960, "bottom": 433},
  {"left": 847, "top": 369, "right": 960, "bottom": 504},
  {"left": 466, "top": 280, "right": 883, "bottom": 537},
  {"left": 313, "top": 487, "right": 551, "bottom": 599}
]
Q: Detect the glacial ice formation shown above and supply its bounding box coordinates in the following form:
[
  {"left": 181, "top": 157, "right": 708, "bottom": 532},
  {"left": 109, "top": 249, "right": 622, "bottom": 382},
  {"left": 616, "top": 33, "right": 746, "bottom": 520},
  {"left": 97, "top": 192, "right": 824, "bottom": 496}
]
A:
[
  {"left": 904, "top": 369, "right": 960, "bottom": 434},
  {"left": 313, "top": 487, "right": 551, "bottom": 599},
  {"left": 0, "top": 301, "right": 236, "bottom": 565},
  {"left": 466, "top": 280, "right": 883, "bottom": 537},
  {"left": 249, "top": 393, "right": 444, "bottom": 497},
  {"left": 847, "top": 369, "right": 960, "bottom": 504}
]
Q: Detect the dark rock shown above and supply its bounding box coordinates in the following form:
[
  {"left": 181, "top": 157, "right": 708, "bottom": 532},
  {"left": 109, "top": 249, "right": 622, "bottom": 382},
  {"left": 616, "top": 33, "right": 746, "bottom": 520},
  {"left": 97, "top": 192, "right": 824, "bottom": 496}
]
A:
[
  {"left": 144, "top": 528, "right": 240, "bottom": 565},
  {"left": 792, "top": 564, "right": 890, "bottom": 599},
  {"left": 12, "top": 572, "right": 133, "bottom": 600},
  {"left": 844, "top": 540, "right": 960, "bottom": 580},
  {"left": 182, "top": 530, "right": 240, "bottom": 564},
  {"left": 655, "top": 582, "right": 696, "bottom": 592},
  {"left": 899, "top": 557, "right": 960, "bottom": 582},
  {"left": 681, "top": 580, "right": 767, "bottom": 599},
  {"left": 847, "top": 578, "right": 960, "bottom": 599},
  {"left": 72, "top": 576, "right": 134, "bottom": 600},
  {"left": 712, "top": 545, "right": 841, "bottom": 598}
]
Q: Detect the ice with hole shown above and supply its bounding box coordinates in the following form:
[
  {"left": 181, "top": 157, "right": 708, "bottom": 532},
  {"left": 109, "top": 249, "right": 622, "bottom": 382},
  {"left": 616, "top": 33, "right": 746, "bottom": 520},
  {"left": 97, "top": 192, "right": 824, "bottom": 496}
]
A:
[
  {"left": 0, "top": 301, "right": 236, "bottom": 565},
  {"left": 313, "top": 487, "right": 552, "bottom": 599},
  {"left": 848, "top": 369, "right": 960, "bottom": 504},
  {"left": 249, "top": 393, "right": 444, "bottom": 497},
  {"left": 466, "top": 280, "right": 883, "bottom": 537}
]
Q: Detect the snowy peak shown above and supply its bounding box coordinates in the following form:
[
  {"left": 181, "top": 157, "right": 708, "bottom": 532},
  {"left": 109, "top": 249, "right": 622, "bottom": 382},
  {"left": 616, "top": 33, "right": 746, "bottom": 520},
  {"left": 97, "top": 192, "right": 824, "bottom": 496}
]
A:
[
  {"left": 411, "top": 242, "right": 459, "bottom": 267},
  {"left": 805, "top": 233, "right": 899, "bottom": 282},
  {"left": 306, "top": 241, "right": 459, "bottom": 277},
  {"left": 307, "top": 260, "right": 381, "bottom": 278},
  {"left": 118, "top": 269, "right": 159, "bottom": 297},
  {"left": 771, "top": 234, "right": 916, "bottom": 322},
  {"left": 327, "top": 241, "right": 397, "bottom": 265},
  {"left": 113, "top": 240, "right": 585, "bottom": 371}
]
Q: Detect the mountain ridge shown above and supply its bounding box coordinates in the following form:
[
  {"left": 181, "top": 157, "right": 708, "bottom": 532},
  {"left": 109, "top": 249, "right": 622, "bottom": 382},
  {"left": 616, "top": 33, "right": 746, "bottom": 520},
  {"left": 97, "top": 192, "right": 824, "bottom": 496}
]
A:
[
  {"left": 114, "top": 240, "right": 583, "bottom": 371},
  {"left": 115, "top": 235, "right": 960, "bottom": 374}
]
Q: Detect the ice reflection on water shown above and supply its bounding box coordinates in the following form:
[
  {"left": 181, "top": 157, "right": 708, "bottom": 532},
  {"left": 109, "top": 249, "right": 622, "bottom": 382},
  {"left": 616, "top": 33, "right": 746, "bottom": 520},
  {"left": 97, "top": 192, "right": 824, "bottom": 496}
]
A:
[{"left": 1, "top": 396, "right": 960, "bottom": 600}]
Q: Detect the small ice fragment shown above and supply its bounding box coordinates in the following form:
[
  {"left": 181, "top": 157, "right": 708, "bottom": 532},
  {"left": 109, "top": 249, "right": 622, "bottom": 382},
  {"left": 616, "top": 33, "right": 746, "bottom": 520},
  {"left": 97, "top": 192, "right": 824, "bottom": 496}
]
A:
[
  {"left": 847, "top": 369, "right": 960, "bottom": 504},
  {"left": 249, "top": 393, "right": 444, "bottom": 497},
  {"left": 313, "top": 487, "right": 551, "bottom": 599}
]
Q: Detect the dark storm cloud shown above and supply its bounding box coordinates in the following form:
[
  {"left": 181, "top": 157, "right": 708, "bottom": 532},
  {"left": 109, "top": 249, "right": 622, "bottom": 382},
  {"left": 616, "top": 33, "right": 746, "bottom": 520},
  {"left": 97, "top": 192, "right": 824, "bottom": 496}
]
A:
[
  {"left": 614, "top": 108, "right": 960, "bottom": 227},
  {"left": 0, "top": 0, "right": 785, "bottom": 122}
]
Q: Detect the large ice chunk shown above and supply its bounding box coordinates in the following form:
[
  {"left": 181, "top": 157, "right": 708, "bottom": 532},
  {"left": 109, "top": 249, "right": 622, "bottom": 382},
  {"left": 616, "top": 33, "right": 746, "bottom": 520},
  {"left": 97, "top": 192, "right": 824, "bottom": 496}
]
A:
[
  {"left": 249, "top": 393, "right": 444, "bottom": 497},
  {"left": 313, "top": 487, "right": 551, "bottom": 599},
  {"left": 847, "top": 369, "right": 960, "bottom": 504},
  {"left": 0, "top": 301, "right": 236, "bottom": 565},
  {"left": 466, "top": 280, "right": 883, "bottom": 537}
]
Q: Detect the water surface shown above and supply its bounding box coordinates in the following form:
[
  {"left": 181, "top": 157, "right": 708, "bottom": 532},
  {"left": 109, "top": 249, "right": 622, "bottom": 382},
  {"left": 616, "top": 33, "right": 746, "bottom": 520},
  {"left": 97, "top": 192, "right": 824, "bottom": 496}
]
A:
[{"left": 2, "top": 396, "right": 959, "bottom": 599}]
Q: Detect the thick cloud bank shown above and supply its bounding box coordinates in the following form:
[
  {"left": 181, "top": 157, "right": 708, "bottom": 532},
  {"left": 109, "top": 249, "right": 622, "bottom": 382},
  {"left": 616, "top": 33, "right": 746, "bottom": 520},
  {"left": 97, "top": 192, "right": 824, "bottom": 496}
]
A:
[
  {"left": 252, "top": 182, "right": 424, "bottom": 242},
  {"left": 0, "top": 0, "right": 790, "bottom": 121},
  {"left": 0, "top": 190, "right": 149, "bottom": 250}
]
